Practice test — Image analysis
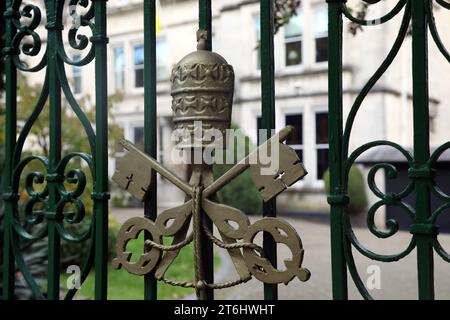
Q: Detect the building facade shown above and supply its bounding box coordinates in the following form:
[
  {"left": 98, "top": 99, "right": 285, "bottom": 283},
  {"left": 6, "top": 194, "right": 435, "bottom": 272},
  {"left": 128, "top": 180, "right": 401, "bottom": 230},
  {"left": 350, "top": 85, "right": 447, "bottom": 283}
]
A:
[{"left": 24, "top": 0, "right": 450, "bottom": 217}]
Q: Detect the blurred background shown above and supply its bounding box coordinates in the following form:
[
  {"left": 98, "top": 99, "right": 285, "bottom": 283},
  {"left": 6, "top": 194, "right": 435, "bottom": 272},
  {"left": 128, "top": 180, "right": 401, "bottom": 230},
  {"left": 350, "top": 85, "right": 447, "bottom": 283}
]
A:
[{"left": 2, "top": 0, "right": 450, "bottom": 300}]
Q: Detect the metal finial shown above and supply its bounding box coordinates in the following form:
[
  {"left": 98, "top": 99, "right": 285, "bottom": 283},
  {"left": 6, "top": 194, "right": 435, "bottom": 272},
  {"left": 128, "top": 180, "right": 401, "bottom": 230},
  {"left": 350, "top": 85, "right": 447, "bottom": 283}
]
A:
[{"left": 197, "top": 29, "right": 208, "bottom": 50}]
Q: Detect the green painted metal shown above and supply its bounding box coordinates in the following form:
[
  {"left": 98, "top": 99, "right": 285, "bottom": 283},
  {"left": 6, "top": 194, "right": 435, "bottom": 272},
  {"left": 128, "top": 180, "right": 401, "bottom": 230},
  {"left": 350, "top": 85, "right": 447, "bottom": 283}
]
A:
[
  {"left": 199, "top": 0, "right": 212, "bottom": 51},
  {"left": 2, "top": 0, "right": 108, "bottom": 300},
  {"left": 260, "top": 0, "right": 278, "bottom": 301},
  {"left": 2, "top": 0, "right": 17, "bottom": 301},
  {"left": 93, "top": 0, "right": 109, "bottom": 300},
  {"left": 46, "top": 0, "right": 62, "bottom": 300},
  {"left": 327, "top": 0, "right": 348, "bottom": 301},
  {"left": 143, "top": 0, "right": 158, "bottom": 301},
  {"left": 3, "top": 0, "right": 448, "bottom": 302},
  {"left": 411, "top": 0, "right": 434, "bottom": 300},
  {"left": 327, "top": 0, "right": 450, "bottom": 300},
  {"left": 197, "top": 0, "right": 214, "bottom": 300}
]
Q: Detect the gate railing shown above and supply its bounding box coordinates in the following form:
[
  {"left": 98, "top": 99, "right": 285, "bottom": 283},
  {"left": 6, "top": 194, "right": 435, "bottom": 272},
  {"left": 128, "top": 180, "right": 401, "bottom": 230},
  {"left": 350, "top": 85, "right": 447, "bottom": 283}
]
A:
[
  {"left": 328, "top": 0, "right": 450, "bottom": 300},
  {"left": 7, "top": 0, "right": 449, "bottom": 302},
  {"left": 2, "top": 0, "right": 109, "bottom": 300},
  {"left": 2, "top": 0, "right": 282, "bottom": 300},
  {"left": 139, "top": 0, "right": 281, "bottom": 301}
]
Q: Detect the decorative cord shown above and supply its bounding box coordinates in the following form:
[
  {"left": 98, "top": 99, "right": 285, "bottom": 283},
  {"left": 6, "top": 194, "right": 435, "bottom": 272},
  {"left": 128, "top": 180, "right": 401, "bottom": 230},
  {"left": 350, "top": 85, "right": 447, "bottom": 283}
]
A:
[
  {"left": 156, "top": 274, "right": 252, "bottom": 290},
  {"left": 144, "top": 233, "right": 193, "bottom": 252},
  {"left": 145, "top": 183, "right": 258, "bottom": 291},
  {"left": 192, "top": 185, "right": 203, "bottom": 298},
  {"left": 201, "top": 216, "right": 266, "bottom": 257}
]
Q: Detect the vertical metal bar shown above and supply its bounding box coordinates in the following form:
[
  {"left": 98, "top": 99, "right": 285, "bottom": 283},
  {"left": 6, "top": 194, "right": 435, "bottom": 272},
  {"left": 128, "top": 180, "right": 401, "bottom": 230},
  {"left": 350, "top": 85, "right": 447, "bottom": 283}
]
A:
[
  {"left": 327, "top": 0, "right": 348, "bottom": 300},
  {"left": 260, "top": 0, "right": 278, "bottom": 300},
  {"left": 2, "top": 0, "right": 17, "bottom": 300},
  {"left": 143, "top": 0, "right": 158, "bottom": 300},
  {"left": 411, "top": 0, "right": 434, "bottom": 300},
  {"left": 93, "top": 0, "right": 109, "bottom": 300},
  {"left": 199, "top": 0, "right": 212, "bottom": 51},
  {"left": 198, "top": 0, "right": 214, "bottom": 300},
  {"left": 46, "top": 0, "right": 62, "bottom": 300}
]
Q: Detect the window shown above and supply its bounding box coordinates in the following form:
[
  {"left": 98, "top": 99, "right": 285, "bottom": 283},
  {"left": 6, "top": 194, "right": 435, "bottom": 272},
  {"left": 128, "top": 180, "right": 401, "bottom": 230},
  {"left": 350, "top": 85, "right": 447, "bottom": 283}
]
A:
[
  {"left": 315, "top": 112, "right": 329, "bottom": 180},
  {"left": 314, "top": 4, "right": 328, "bottom": 63},
  {"left": 254, "top": 15, "right": 261, "bottom": 70},
  {"left": 284, "top": 9, "right": 303, "bottom": 66},
  {"left": 113, "top": 46, "right": 125, "bottom": 91},
  {"left": 72, "top": 54, "right": 82, "bottom": 94},
  {"left": 134, "top": 45, "right": 144, "bottom": 88},
  {"left": 285, "top": 114, "right": 303, "bottom": 161},
  {"left": 134, "top": 126, "right": 144, "bottom": 149},
  {"left": 135, "top": 38, "right": 168, "bottom": 86},
  {"left": 156, "top": 37, "right": 168, "bottom": 80}
]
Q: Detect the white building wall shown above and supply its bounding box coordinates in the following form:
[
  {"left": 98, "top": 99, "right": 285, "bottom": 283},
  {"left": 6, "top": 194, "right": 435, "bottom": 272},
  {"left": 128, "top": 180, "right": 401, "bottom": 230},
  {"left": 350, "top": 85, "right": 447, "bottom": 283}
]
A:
[{"left": 19, "top": 0, "right": 450, "bottom": 214}]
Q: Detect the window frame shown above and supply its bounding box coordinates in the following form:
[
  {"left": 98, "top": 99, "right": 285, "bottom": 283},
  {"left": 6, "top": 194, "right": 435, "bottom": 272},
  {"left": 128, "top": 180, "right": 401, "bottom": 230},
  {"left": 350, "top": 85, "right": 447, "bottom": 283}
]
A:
[
  {"left": 284, "top": 113, "right": 304, "bottom": 161},
  {"left": 133, "top": 43, "right": 145, "bottom": 89},
  {"left": 313, "top": 107, "right": 329, "bottom": 185},
  {"left": 313, "top": 3, "right": 329, "bottom": 65},
  {"left": 283, "top": 7, "right": 304, "bottom": 69},
  {"left": 112, "top": 45, "right": 125, "bottom": 91},
  {"left": 281, "top": 109, "right": 306, "bottom": 189},
  {"left": 155, "top": 36, "right": 168, "bottom": 81},
  {"left": 253, "top": 13, "right": 261, "bottom": 72}
]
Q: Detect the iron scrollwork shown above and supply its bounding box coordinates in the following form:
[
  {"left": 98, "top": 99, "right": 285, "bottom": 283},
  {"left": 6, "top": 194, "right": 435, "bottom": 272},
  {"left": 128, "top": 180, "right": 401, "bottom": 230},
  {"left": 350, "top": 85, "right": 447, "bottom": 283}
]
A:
[
  {"left": 333, "top": 0, "right": 450, "bottom": 299},
  {"left": 3, "top": 0, "right": 107, "bottom": 300}
]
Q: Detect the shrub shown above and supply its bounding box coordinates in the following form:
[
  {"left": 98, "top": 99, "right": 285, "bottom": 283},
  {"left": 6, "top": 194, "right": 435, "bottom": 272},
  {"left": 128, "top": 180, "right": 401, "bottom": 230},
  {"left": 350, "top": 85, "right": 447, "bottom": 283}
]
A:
[
  {"left": 323, "top": 165, "right": 368, "bottom": 214},
  {"left": 212, "top": 124, "right": 262, "bottom": 215},
  {"left": 111, "top": 191, "right": 134, "bottom": 208},
  {"left": 61, "top": 214, "right": 119, "bottom": 269}
]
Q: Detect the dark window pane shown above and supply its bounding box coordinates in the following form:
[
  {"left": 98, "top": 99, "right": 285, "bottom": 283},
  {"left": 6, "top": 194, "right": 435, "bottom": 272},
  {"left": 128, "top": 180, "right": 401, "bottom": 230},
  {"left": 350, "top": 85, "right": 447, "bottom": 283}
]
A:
[
  {"left": 316, "top": 37, "right": 328, "bottom": 62},
  {"left": 317, "top": 149, "right": 329, "bottom": 180},
  {"left": 286, "top": 41, "right": 302, "bottom": 66},
  {"left": 134, "top": 127, "right": 144, "bottom": 149},
  {"left": 135, "top": 68, "right": 144, "bottom": 88},
  {"left": 316, "top": 112, "right": 328, "bottom": 144},
  {"left": 285, "top": 114, "right": 303, "bottom": 145},
  {"left": 295, "top": 149, "right": 303, "bottom": 162}
]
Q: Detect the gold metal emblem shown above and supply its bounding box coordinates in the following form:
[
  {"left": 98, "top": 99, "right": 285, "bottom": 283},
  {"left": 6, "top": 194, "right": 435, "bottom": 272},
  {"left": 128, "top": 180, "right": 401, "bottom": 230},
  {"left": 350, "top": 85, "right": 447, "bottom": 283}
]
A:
[{"left": 111, "top": 31, "right": 310, "bottom": 299}]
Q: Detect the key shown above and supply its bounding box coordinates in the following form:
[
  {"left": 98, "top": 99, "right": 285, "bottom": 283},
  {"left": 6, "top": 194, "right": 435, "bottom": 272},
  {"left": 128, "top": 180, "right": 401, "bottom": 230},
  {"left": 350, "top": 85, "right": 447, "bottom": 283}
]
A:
[
  {"left": 250, "top": 140, "right": 307, "bottom": 202},
  {"left": 112, "top": 145, "right": 154, "bottom": 202}
]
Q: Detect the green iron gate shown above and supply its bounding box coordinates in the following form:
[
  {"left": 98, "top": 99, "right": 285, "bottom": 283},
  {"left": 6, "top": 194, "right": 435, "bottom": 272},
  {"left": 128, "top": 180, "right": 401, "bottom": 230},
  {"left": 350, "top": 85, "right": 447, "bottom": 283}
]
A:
[
  {"left": 328, "top": 0, "right": 450, "bottom": 300},
  {"left": 1, "top": 0, "right": 450, "bottom": 301},
  {"left": 1, "top": 0, "right": 284, "bottom": 300},
  {"left": 2, "top": 0, "right": 109, "bottom": 300}
]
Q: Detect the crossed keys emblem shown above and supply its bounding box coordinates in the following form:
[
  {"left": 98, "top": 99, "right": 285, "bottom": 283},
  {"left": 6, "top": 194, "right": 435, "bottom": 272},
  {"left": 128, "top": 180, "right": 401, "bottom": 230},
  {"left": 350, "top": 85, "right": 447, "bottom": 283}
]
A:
[{"left": 111, "top": 125, "right": 310, "bottom": 298}]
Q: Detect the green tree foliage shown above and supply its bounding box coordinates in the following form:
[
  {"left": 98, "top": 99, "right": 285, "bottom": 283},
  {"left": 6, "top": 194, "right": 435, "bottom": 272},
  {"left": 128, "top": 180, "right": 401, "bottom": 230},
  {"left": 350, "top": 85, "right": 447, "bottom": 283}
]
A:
[
  {"left": 323, "top": 165, "right": 368, "bottom": 214},
  {"left": 213, "top": 124, "right": 262, "bottom": 215},
  {"left": 0, "top": 75, "right": 122, "bottom": 298},
  {"left": 16, "top": 75, "right": 123, "bottom": 157}
]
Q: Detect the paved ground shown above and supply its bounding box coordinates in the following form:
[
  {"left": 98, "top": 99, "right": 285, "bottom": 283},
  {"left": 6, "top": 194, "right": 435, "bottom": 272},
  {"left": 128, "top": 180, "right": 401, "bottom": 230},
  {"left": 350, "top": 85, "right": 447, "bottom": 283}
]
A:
[{"left": 112, "top": 208, "right": 450, "bottom": 300}]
